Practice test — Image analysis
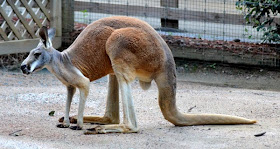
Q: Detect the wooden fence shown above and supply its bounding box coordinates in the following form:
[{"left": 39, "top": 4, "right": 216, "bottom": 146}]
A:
[{"left": 0, "top": 0, "right": 61, "bottom": 55}]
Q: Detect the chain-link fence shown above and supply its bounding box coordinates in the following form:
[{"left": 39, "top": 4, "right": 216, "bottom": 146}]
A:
[
  {"left": 61, "top": 0, "right": 279, "bottom": 67},
  {"left": 72, "top": 0, "right": 263, "bottom": 42}
]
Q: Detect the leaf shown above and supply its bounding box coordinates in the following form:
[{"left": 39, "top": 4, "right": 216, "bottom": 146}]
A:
[
  {"left": 236, "top": 0, "right": 280, "bottom": 43},
  {"left": 208, "top": 63, "right": 216, "bottom": 69},
  {"left": 49, "top": 111, "right": 55, "bottom": 116},
  {"left": 256, "top": 24, "right": 265, "bottom": 31},
  {"left": 236, "top": 6, "right": 243, "bottom": 10},
  {"left": 254, "top": 132, "right": 266, "bottom": 137},
  {"left": 81, "top": 9, "right": 88, "bottom": 13},
  {"left": 9, "top": 129, "right": 23, "bottom": 136}
]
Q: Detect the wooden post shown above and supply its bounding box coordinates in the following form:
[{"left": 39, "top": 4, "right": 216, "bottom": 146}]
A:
[
  {"left": 160, "top": 0, "right": 179, "bottom": 29},
  {"left": 50, "top": 0, "right": 62, "bottom": 37},
  {"left": 50, "top": 0, "right": 62, "bottom": 49},
  {"left": 61, "top": 0, "right": 74, "bottom": 48}
]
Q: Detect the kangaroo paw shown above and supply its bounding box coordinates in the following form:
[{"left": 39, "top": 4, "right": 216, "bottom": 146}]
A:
[
  {"left": 58, "top": 117, "right": 64, "bottom": 123},
  {"left": 58, "top": 116, "right": 77, "bottom": 123}
]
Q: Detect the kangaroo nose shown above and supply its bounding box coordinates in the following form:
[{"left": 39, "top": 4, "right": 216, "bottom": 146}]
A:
[
  {"left": 21, "top": 65, "right": 29, "bottom": 74},
  {"left": 21, "top": 65, "right": 26, "bottom": 71}
]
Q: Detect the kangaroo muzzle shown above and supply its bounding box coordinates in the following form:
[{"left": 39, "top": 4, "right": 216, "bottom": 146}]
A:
[{"left": 21, "top": 64, "right": 31, "bottom": 75}]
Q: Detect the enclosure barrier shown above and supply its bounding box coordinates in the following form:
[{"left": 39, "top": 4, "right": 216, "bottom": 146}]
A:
[
  {"left": 0, "top": 0, "right": 61, "bottom": 55},
  {"left": 71, "top": 0, "right": 280, "bottom": 67},
  {"left": 1, "top": 0, "right": 280, "bottom": 67}
]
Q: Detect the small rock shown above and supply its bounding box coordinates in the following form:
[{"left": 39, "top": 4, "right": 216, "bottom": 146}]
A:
[{"left": 233, "top": 39, "right": 240, "bottom": 42}]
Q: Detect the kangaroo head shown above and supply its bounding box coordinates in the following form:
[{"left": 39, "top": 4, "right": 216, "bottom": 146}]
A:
[{"left": 21, "top": 26, "right": 56, "bottom": 74}]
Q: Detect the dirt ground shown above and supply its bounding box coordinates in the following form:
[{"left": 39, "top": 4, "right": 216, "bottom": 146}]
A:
[{"left": 0, "top": 63, "right": 280, "bottom": 149}]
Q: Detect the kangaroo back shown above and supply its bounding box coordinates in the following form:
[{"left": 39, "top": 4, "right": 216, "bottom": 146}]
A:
[{"left": 65, "top": 16, "right": 166, "bottom": 81}]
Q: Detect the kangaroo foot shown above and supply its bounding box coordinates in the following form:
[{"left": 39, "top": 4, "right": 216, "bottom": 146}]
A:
[
  {"left": 84, "top": 126, "right": 105, "bottom": 135},
  {"left": 84, "top": 124, "right": 138, "bottom": 135},
  {"left": 59, "top": 115, "right": 119, "bottom": 125},
  {"left": 69, "top": 125, "right": 82, "bottom": 130},
  {"left": 56, "top": 124, "right": 69, "bottom": 128}
]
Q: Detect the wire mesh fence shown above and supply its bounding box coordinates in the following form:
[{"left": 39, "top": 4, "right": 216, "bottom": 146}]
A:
[
  {"left": 72, "top": 0, "right": 263, "bottom": 42},
  {"left": 62, "top": 0, "right": 280, "bottom": 67}
]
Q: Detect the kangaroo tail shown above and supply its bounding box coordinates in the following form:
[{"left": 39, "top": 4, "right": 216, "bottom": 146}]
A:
[
  {"left": 155, "top": 71, "right": 256, "bottom": 126},
  {"left": 168, "top": 113, "right": 256, "bottom": 126}
]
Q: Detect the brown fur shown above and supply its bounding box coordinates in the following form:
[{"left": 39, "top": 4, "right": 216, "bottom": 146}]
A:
[
  {"left": 65, "top": 16, "right": 166, "bottom": 82},
  {"left": 67, "top": 16, "right": 256, "bottom": 128}
]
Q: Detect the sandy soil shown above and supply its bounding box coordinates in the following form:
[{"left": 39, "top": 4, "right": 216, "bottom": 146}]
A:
[{"left": 0, "top": 68, "right": 279, "bottom": 149}]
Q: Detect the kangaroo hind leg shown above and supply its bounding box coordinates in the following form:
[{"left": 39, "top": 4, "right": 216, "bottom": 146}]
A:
[
  {"left": 85, "top": 63, "right": 138, "bottom": 134},
  {"left": 85, "top": 75, "right": 138, "bottom": 134},
  {"left": 81, "top": 74, "right": 120, "bottom": 124}
]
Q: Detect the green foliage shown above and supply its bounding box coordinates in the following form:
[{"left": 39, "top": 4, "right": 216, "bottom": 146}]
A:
[
  {"left": 81, "top": 9, "right": 88, "bottom": 13},
  {"left": 208, "top": 63, "right": 216, "bottom": 69},
  {"left": 236, "top": 0, "right": 280, "bottom": 43},
  {"left": 81, "top": 9, "right": 88, "bottom": 18}
]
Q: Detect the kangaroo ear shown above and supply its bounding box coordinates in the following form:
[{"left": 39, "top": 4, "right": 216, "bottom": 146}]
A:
[
  {"left": 48, "top": 28, "right": 56, "bottom": 41},
  {"left": 39, "top": 26, "right": 48, "bottom": 47},
  {"left": 39, "top": 26, "right": 54, "bottom": 48}
]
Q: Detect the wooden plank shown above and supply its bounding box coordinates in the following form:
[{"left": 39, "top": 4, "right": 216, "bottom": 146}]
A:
[
  {"left": 0, "top": 37, "right": 62, "bottom": 55},
  {"left": 21, "top": 0, "right": 43, "bottom": 28},
  {"left": 7, "top": 32, "right": 15, "bottom": 40},
  {"left": 160, "top": 0, "right": 178, "bottom": 8},
  {"left": 1, "top": 22, "right": 8, "bottom": 31},
  {"left": 0, "top": 27, "right": 9, "bottom": 41},
  {"left": 74, "top": 1, "right": 243, "bottom": 25},
  {"left": 6, "top": 0, "right": 36, "bottom": 38},
  {"left": 0, "top": 7, "right": 23, "bottom": 40},
  {"left": 171, "top": 46, "right": 279, "bottom": 67},
  {"left": 34, "top": 0, "right": 50, "bottom": 20},
  {"left": 74, "top": 1, "right": 280, "bottom": 26}
]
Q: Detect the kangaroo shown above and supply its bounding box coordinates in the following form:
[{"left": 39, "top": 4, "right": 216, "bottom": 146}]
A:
[{"left": 21, "top": 16, "right": 256, "bottom": 134}]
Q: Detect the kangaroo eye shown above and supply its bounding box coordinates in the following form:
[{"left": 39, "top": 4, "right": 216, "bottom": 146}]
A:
[{"left": 34, "top": 53, "right": 41, "bottom": 59}]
